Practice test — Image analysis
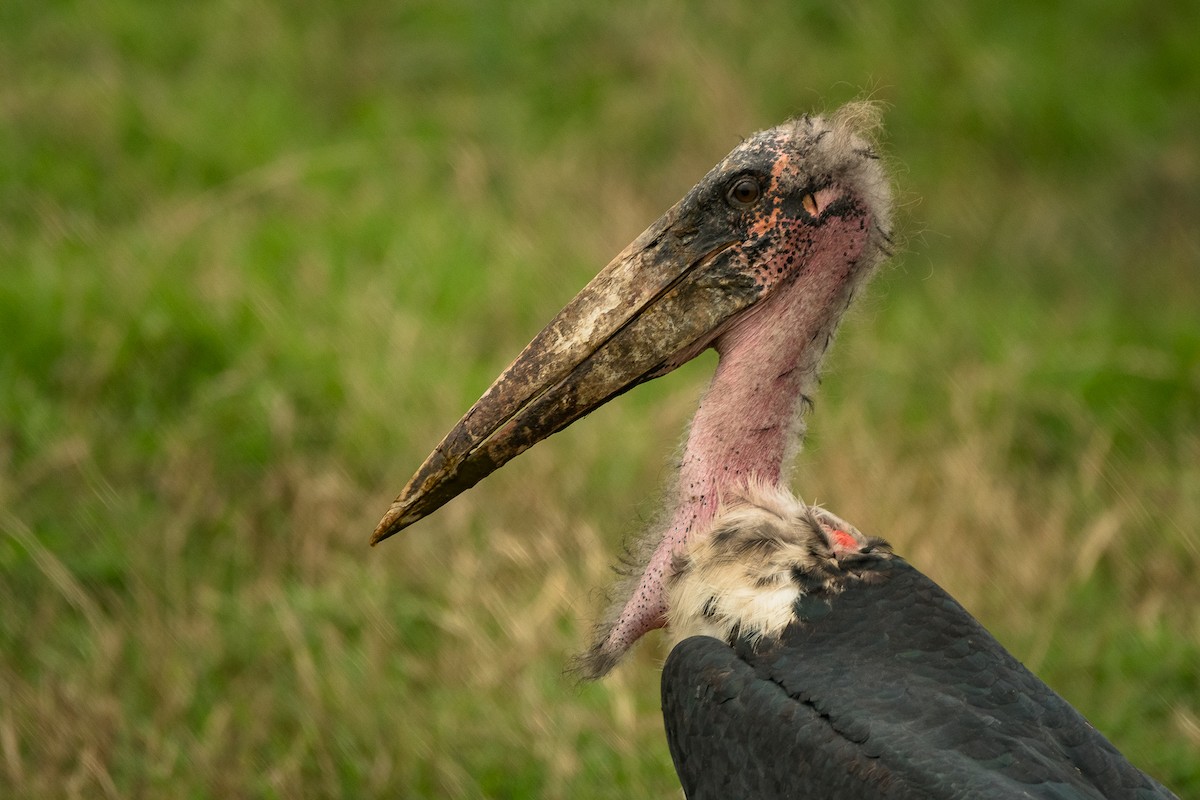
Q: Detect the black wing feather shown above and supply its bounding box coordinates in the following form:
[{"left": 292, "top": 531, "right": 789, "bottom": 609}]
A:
[{"left": 661, "top": 557, "right": 1177, "bottom": 800}]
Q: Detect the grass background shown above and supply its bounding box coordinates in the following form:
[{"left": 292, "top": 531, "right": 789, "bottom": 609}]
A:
[{"left": 2, "top": 0, "right": 1198, "bottom": 797}]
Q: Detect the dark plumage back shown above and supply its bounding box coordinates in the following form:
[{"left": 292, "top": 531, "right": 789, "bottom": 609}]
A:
[{"left": 661, "top": 490, "right": 1178, "bottom": 799}]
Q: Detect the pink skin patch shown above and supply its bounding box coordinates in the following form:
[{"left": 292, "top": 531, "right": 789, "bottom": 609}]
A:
[
  {"left": 831, "top": 529, "right": 859, "bottom": 552},
  {"left": 593, "top": 185, "right": 876, "bottom": 666}
]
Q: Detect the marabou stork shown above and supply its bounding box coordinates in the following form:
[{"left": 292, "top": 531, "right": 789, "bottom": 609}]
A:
[{"left": 372, "top": 107, "right": 1178, "bottom": 799}]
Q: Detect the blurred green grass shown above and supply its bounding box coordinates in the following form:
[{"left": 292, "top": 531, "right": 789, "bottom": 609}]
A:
[{"left": 2, "top": 1, "right": 1198, "bottom": 797}]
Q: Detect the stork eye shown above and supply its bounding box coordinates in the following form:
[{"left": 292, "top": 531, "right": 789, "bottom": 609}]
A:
[{"left": 725, "top": 175, "right": 762, "bottom": 207}]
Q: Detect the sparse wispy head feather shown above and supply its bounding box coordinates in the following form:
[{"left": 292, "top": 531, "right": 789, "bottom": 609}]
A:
[{"left": 832, "top": 100, "right": 886, "bottom": 144}]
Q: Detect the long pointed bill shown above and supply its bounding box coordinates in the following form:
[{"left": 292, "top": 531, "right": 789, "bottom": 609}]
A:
[{"left": 372, "top": 206, "right": 761, "bottom": 544}]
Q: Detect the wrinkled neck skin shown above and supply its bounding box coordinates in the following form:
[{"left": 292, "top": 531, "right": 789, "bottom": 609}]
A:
[
  {"left": 593, "top": 215, "right": 868, "bottom": 669},
  {"left": 675, "top": 296, "right": 823, "bottom": 538}
]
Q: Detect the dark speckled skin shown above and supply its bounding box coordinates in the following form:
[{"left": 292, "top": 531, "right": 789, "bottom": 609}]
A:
[{"left": 662, "top": 556, "right": 1178, "bottom": 800}]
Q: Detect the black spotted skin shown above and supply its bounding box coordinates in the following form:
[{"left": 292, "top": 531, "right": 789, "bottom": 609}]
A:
[{"left": 662, "top": 556, "right": 1178, "bottom": 800}]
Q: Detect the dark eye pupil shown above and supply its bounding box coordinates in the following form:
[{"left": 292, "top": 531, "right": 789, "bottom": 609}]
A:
[{"left": 729, "top": 177, "right": 761, "bottom": 205}]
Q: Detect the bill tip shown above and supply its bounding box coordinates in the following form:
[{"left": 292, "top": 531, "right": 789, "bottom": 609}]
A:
[{"left": 370, "top": 501, "right": 410, "bottom": 546}]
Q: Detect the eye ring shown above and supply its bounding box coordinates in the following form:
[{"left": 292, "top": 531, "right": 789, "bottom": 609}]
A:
[{"left": 725, "top": 175, "right": 763, "bottom": 207}]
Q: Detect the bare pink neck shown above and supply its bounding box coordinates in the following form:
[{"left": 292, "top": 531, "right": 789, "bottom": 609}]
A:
[
  {"left": 588, "top": 209, "right": 872, "bottom": 672},
  {"left": 670, "top": 311, "right": 818, "bottom": 537},
  {"left": 597, "top": 273, "right": 841, "bottom": 653},
  {"left": 669, "top": 267, "right": 836, "bottom": 536}
]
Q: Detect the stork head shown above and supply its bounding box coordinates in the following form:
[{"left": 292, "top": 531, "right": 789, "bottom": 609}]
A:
[{"left": 373, "top": 105, "right": 893, "bottom": 546}]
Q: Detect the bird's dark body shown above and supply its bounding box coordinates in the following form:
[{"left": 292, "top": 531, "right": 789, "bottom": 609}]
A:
[{"left": 662, "top": 555, "right": 1177, "bottom": 800}]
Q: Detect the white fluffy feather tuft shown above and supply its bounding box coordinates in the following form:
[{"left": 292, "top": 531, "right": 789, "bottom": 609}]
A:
[{"left": 665, "top": 481, "right": 883, "bottom": 648}]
